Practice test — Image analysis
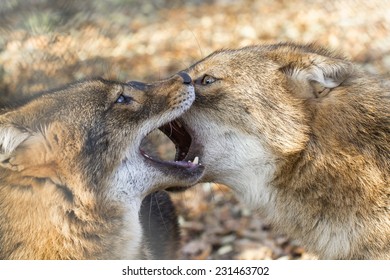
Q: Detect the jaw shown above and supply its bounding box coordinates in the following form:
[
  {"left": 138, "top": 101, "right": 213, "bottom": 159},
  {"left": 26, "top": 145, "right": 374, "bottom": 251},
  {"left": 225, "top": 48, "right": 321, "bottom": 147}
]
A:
[
  {"left": 181, "top": 113, "right": 277, "bottom": 209},
  {"left": 112, "top": 155, "right": 204, "bottom": 202},
  {"left": 141, "top": 156, "right": 205, "bottom": 189},
  {"left": 137, "top": 116, "right": 205, "bottom": 192}
]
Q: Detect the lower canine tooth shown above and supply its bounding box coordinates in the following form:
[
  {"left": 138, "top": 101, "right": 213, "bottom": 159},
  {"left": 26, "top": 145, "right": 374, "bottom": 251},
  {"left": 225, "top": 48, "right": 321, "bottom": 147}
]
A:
[{"left": 192, "top": 156, "right": 199, "bottom": 164}]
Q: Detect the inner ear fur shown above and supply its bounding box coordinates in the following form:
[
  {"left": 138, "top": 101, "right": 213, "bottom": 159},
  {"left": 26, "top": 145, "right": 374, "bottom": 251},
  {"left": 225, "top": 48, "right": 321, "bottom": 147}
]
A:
[
  {"left": 279, "top": 51, "right": 353, "bottom": 99},
  {"left": 0, "top": 124, "right": 58, "bottom": 179}
]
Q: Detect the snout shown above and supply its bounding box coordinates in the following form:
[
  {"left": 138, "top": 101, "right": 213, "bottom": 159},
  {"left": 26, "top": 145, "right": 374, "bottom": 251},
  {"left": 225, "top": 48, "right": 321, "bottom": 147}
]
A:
[
  {"left": 128, "top": 81, "right": 148, "bottom": 91},
  {"left": 128, "top": 72, "right": 192, "bottom": 91}
]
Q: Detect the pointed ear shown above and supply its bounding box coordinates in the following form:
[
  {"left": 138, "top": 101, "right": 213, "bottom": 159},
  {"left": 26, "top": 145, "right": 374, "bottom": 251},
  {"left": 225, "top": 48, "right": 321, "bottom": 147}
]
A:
[
  {"left": 0, "top": 125, "right": 31, "bottom": 170},
  {"left": 280, "top": 53, "right": 353, "bottom": 98},
  {"left": 0, "top": 124, "right": 57, "bottom": 178}
]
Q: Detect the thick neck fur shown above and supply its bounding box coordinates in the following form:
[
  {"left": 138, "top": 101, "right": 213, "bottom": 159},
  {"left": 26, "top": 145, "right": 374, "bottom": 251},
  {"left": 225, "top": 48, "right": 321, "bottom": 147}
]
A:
[
  {"left": 271, "top": 151, "right": 389, "bottom": 259},
  {"left": 260, "top": 77, "right": 389, "bottom": 259},
  {"left": 0, "top": 172, "right": 142, "bottom": 259}
]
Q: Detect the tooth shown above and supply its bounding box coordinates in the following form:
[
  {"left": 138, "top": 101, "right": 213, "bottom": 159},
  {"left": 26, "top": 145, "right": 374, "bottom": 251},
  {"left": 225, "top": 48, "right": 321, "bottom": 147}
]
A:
[{"left": 192, "top": 156, "right": 199, "bottom": 165}]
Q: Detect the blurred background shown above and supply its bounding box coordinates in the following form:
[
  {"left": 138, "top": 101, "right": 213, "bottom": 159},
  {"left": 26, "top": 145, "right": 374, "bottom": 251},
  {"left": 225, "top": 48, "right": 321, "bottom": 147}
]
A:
[{"left": 1, "top": 0, "right": 389, "bottom": 259}]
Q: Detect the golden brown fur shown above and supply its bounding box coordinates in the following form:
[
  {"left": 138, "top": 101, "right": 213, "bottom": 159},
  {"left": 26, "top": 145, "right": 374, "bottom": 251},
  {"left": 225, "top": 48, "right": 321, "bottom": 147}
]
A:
[
  {"left": 0, "top": 75, "right": 203, "bottom": 259},
  {"left": 157, "top": 43, "right": 390, "bottom": 259}
]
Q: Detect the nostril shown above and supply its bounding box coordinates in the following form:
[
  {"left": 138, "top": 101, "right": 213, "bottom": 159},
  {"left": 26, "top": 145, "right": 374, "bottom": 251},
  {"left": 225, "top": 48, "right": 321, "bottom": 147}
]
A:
[{"left": 178, "top": 72, "right": 192, "bottom": 85}]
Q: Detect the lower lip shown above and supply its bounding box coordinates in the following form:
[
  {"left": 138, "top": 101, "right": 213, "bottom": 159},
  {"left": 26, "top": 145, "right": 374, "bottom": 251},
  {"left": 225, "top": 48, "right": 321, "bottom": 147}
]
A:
[{"left": 141, "top": 150, "right": 200, "bottom": 170}]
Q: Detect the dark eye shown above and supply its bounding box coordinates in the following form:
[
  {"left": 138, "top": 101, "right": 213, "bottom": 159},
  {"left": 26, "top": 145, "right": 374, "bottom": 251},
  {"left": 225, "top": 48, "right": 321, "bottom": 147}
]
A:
[
  {"left": 115, "top": 94, "right": 133, "bottom": 104},
  {"left": 200, "top": 75, "right": 216, "bottom": 85}
]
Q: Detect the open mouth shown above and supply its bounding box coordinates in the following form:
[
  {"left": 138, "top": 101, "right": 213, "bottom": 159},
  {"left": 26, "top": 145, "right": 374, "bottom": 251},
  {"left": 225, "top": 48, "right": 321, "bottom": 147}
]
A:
[{"left": 140, "top": 119, "right": 202, "bottom": 174}]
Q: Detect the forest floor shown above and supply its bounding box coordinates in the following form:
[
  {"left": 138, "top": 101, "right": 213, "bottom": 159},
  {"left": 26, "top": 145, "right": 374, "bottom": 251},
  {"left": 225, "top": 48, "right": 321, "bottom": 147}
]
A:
[{"left": 1, "top": 0, "right": 389, "bottom": 259}]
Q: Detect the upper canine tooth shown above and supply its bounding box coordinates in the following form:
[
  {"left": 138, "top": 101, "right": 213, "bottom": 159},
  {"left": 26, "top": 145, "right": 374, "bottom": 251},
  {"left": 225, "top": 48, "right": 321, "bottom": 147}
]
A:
[{"left": 192, "top": 156, "right": 199, "bottom": 165}]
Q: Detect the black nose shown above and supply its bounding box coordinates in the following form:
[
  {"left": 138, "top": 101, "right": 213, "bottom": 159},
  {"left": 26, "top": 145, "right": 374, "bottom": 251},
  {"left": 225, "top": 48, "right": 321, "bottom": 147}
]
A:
[
  {"left": 128, "top": 81, "right": 147, "bottom": 91},
  {"left": 178, "top": 72, "right": 192, "bottom": 84}
]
